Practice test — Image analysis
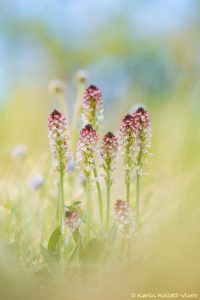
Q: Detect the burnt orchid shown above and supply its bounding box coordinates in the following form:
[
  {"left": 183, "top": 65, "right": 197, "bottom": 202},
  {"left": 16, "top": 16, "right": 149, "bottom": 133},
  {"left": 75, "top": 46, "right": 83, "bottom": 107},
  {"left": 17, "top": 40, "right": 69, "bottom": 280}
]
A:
[
  {"left": 48, "top": 109, "right": 71, "bottom": 171},
  {"left": 101, "top": 132, "right": 118, "bottom": 232},
  {"left": 48, "top": 109, "right": 71, "bottom": 254},
  {"left": 132, "top": 107, "right": 151, "bottom": 230},
  {"left": 119, "top": 114, "right": 138, "bottom": 204},
  {"left": 82, "top": 84, "right": 103, "bottom": 131},
  {"left": 114, "top": 199, "right": 135, "bottom": 240},
  {"left": 46, "top": 73, "right": 152, "bottom": 265},
  {"left": 76, "top": 124, "right": 103, "bottom": 239},
  {"left": 65, "top": 210, "right": 82, "bottom": 233},
  {"left": 76, "top": 124, "right": 99, "bottom": 179},
  {"left": 133, "top": 107, "right": 151, "bottom": 174}
]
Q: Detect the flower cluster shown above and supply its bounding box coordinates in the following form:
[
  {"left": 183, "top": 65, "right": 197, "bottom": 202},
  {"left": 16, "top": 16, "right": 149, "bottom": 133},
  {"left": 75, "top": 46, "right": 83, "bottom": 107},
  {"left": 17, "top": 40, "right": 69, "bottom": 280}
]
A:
[
  {"left": 65, "top": 210, "right": 82, "bottom": 232},
  {"left": 101, "top": 132, "right": 118, "bottom": 161},
  {"left": 118, "top": 114, "right": 139, "bottom": 172},
  {"left": 101, "top": 132, "right": 118, "bottom": 182},
  {"left": 48, "top": 109, "right": 71, "bottom": 171},
  {"left": 47, "top": 77, "right": 152, "bottom": 249},
  {"left": 82, "top": 85, "right": 103, "bottom": 130},
  {"left": 114, "top": 199, "right": 135, "bottom": 239},
  {"left": 76, "top": 124, "right": 99, "bottom": 179},
  {"left": 132, "top": 107, "right": 151, "bottom": 175}
]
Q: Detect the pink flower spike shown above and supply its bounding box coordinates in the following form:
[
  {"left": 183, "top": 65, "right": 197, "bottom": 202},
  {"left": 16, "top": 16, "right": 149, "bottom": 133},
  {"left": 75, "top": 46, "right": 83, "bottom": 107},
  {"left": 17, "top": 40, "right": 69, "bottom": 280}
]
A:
[
  {"left": 132, "top": 107, "right": 151, "bottom": 175},
  {"left": 82, "top": 84, "right": 103, "bottom": 130},
  {"left": 114, "top": 199, "right": 135, "bottom": 239},
  {"left": 118, "top": 114, "right": 139, "bottom": 170},
  {"left": 65, "top": 210, "right": 82, "bottom": 232},
  {"left": 48, "top": 109, "right": 71, "bottom": 171},
  {"left": 76, "top": 124, "right": 99, "bottom": 178},
  {"left": 101, "top": 132, "right": 118, "bottom": 168}
]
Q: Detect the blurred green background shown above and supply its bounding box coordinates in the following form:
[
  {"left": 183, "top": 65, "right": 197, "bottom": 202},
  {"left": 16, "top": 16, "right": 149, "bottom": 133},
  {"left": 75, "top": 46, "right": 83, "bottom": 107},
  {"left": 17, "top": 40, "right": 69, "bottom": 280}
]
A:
[{"left": 0, "top": 0, "right": 200, "bottom": 106}]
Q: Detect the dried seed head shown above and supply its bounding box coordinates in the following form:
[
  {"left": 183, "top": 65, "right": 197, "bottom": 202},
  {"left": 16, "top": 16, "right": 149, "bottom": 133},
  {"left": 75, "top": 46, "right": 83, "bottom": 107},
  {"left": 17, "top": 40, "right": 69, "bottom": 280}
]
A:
[
  {"left": 65, "top": 210, "right": 82, "bottom": 232},
  {"left": 76, "top": 124, "right": 99, "bottom": 178},
  {"left": 74, "top": 69, "right": 88, "bottom": 84},
  {"left": 82, "top": 84, "right": 103, "bottom": 130},
  {"left": 114, "top": 199, "right": 135, "bottom": 239},
  {"left": 48, "top": 109, "right": 71, "bottom": 171},
  {"left": 48, "top": 79, "right": 66, "bottom": 96}
]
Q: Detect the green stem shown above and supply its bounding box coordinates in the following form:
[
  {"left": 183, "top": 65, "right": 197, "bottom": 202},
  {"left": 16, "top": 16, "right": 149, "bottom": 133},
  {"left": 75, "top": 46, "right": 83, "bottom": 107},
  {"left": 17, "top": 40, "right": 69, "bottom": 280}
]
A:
[
  {"left": 120, "top": 237, "right": 125, "bottom": 260},
  {"left": 68, "top": 173, "right": 74, "bottom": 204},
  {"left": 86, "top": 178, "right": 92, "bottom": 242},
  {"left": 106, "top": 183, "right": 111, "bottom": 234},
  {"left": 59, "top": 168, "right": 65, "bottom": 252},
  {"left": 56, "top": 183, "right": 60, "bottom": 227},
  {"left": 93, "top": 167, "right": 103, "bottom": 224},
  {"left": 126, "top": 171, "right": 131, "bottom": 204},
  {"left": 136, "top": 172, "right": 140, "bottom": 231}
]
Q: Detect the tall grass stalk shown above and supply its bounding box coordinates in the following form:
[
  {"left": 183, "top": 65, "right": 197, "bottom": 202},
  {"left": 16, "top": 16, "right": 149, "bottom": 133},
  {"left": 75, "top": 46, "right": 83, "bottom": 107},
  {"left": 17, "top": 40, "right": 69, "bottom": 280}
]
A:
[
  {"left": 85, "top": 178, "right": 92, "bottom": 242},
  {"left": 59, "top": 166, "right": 65, "bottom": 252},
  {"left": 126, "top": 172, "right": 131, "bottom": 204},
  {"left": 136, "top": 173, "right": 140, "bottom": 231},
  {"left": 57, "top": 147, "right": 66, "bottom": 254},
  {"left": 71, "top": 77, "right": 86, "bottom": 154},
  {"left": 106, "top": 177, "right": 111, "bottom": 233},
  {"left": 93, "top": 167, "right": 103, "bottom": 224},
  {"left": 125, "top": 155, "right": 131, "bottom": 203},
  {"left": 57, "top": 93, "right": 68, "bottom": 123}
]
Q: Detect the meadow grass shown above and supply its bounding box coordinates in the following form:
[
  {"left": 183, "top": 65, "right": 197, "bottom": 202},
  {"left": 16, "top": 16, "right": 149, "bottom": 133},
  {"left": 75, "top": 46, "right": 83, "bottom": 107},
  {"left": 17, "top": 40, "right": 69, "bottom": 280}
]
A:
[{"left": 0, "top": 86, "right": 200, "bottom": 299}]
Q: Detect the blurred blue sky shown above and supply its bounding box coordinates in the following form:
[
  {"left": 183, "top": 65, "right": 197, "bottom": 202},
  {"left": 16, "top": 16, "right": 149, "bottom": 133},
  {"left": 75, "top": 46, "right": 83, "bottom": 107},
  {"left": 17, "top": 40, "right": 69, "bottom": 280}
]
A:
[
  {"left": 1, "top": 0, "right": 195, "bottom": 38},
  {"left": 0, "top": 0, "right": 198, "bottom": 103}
]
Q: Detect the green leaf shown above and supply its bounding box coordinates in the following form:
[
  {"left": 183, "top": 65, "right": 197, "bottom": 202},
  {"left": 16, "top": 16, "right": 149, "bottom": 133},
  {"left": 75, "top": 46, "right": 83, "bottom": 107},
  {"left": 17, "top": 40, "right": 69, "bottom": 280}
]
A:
[
  {"left": 108, "top": 224, "right": 117, "bottom": 244},
  {"left": 68, "top": 241, "right": 79, "bottom": 263},
  {"left": 47, "top": 227, "right": 62, "bottom": 256},
  {"left": 73, "top": 201, "right": 82, "bottom": 206},
  {"left": 81, "top": 238, "right": 106, "bottom": 263}
]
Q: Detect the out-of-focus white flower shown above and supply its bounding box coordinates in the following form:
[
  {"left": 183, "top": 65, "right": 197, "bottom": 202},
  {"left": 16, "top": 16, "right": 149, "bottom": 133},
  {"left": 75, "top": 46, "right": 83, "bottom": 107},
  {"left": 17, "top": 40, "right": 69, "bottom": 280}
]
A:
[
  {"left": 29, "top": 175, "right": 45, "bottom": 190},
  {"left": 74, "top": 69, "right": 88, "bottom": 83},
  {"left": 11, "top": 144, "right": 27, "bottom": 159},
  {"left": 48, "top": 79, "right": 66, "bottom": 96}
]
